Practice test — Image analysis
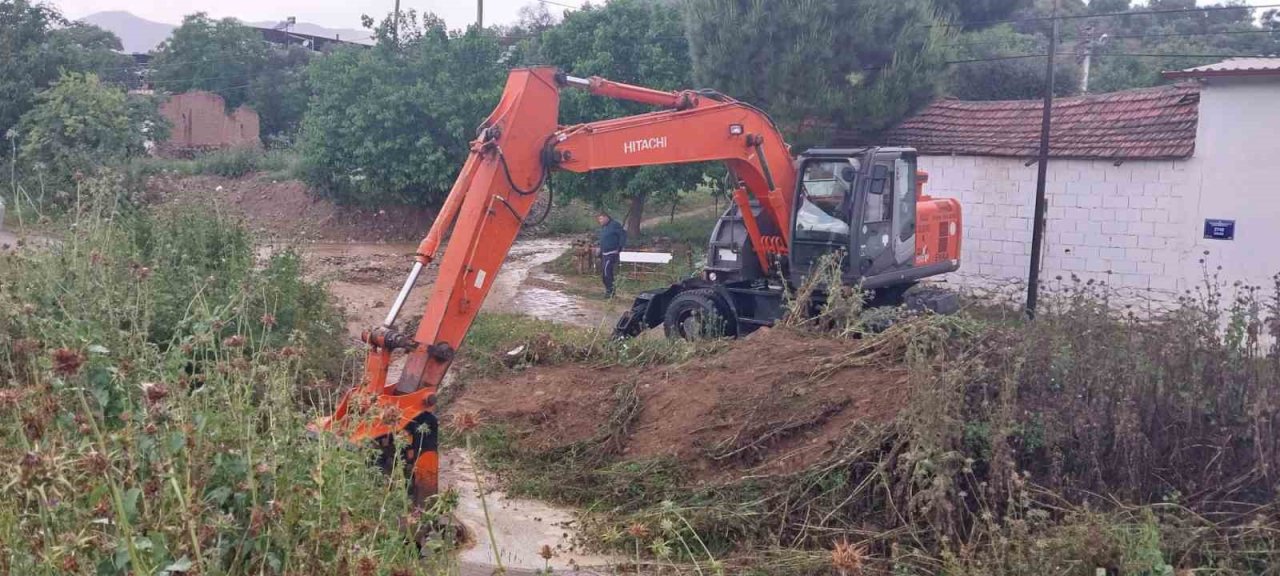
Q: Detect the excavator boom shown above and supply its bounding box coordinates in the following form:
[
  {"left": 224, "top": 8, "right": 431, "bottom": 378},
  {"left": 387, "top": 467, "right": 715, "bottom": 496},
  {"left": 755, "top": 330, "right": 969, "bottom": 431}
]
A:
[{"left": 319, "top": 66, "right": 960, "bottom": 503}]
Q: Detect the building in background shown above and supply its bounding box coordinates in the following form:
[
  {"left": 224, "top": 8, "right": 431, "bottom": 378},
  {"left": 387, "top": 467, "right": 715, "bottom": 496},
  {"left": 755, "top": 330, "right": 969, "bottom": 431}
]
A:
[
  {"left": 156, "top": 91, "right": 260, "bottom": 156},
  {"left": 887, "top": 58, "right": 1280, "bottom": 300}
]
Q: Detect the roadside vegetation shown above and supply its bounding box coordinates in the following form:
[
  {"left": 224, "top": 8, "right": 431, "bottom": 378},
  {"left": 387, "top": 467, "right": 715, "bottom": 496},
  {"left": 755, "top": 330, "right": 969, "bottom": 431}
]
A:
[
  {"left": 134, "top": 148, "right": 302, "bottom": 181},
  {"left": 453, "top": 261, "right": 1280, "bottom": 575},
  {"left": 0, "top": 176, "right": 455, "bottom": 575}
]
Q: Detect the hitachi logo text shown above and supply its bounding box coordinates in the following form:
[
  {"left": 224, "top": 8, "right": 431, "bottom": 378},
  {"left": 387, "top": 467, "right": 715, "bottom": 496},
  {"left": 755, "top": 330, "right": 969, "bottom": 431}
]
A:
[{"left": 623, "top": 137, "right": 667, "bottom": 154}]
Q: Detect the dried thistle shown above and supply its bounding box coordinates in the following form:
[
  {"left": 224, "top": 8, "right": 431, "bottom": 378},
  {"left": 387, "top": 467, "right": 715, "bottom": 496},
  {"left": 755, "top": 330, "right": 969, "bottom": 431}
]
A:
[
  {"left": 450, "top": 411, "right": 481, "bottom": 432},
  {"left": 831, "top": 539, "right": 867, "bottom": 576},
  {"left": 51, "top": 348, "right": 85, "bottom": 377},
  {"left": 625, "top": 522, "right": 651, "bottom": 540}
]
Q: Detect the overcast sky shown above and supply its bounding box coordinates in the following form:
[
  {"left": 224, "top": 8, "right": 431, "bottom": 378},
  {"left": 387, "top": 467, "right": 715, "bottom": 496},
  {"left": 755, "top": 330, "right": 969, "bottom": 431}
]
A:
[
  {"left": 53, "top": 0, "right": 1278, "bottom": 32},
  {"left": 56, "top": 0, "right": 586, "bottom": 30}
]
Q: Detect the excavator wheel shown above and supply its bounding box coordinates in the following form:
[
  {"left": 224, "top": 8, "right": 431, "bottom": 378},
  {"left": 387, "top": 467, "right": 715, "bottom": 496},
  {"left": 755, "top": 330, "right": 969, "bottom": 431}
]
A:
[{"left": 663, "top": 288, "right": 737, "bottom": 340}]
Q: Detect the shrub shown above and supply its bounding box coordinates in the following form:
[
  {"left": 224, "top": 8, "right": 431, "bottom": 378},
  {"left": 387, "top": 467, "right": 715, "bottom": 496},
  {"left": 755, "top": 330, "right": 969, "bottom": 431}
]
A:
[
  {"left": 14, "top": 72, "right": 165, "bottom": 200},
  {"left": 299, "top": 18, "right": 506, "bottom": 206},
  {"left": 0, "top": 177, "right": 448, "bottom": 574}
]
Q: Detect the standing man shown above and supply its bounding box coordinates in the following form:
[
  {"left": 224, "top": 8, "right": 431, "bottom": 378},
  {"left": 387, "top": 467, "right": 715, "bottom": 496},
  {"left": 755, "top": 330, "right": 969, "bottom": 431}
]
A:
[{"left": 597, "top": 211, "right": 626, "bottom": 298}]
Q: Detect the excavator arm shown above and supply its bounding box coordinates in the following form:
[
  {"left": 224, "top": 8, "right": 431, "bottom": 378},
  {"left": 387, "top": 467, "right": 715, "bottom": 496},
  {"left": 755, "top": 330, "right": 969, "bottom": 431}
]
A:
[{"left": 319, "top": 66, "right": 800, "bottom": 502}]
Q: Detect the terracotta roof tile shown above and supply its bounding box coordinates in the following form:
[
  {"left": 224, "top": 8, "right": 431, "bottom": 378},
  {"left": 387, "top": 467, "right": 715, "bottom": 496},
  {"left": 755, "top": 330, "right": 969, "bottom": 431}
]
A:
[{"left": 886, "top": 84, "right": 1200, "bottom": 160}]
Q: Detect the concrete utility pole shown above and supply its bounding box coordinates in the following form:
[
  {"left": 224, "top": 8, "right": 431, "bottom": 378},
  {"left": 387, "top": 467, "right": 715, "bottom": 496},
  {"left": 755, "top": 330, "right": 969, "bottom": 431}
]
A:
[
  {"left": 1026, "top": 0, "right": 1059, "bottom": 318},
  {"left": 478, "top": 0, "right": 484, "bottom": 28},
  {"left": 1079, "top": 33, "right": 1109, "bottom": 94},
  {"left": 392, "top": 0, "right": 400, "bottom": 45}
]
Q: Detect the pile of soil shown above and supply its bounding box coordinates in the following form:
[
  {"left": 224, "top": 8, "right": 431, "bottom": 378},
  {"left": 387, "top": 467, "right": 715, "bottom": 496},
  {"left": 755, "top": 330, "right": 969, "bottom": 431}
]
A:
[
  {"left": 147, "top": 173, "right": 435, "bottom": 243},
  {"left": 448, "top": 328, "right": 909, "bottom": 482}
]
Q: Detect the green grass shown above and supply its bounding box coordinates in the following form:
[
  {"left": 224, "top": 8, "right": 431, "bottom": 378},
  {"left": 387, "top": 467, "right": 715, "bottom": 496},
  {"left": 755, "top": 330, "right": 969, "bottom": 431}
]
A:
[
  {"left": 133, "top": 148, "right": 301, "bottom": 181},
  {"left": 636, "top": 212, "right": 721, "bottom": 248},
  {"left": 0, "top": 172, "right": 451, "bottom": 575}
]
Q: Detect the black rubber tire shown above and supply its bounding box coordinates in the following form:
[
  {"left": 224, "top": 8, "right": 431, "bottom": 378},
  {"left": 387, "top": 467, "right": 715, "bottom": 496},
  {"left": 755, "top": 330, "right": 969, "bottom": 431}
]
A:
[{"left": 662, "top": 288, "right": 736, "bottom": 340}]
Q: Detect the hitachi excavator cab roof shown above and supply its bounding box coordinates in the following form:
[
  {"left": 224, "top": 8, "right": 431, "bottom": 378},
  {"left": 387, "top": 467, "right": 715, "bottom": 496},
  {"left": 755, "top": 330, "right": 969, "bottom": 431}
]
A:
[{"left": 799, "top": 146, "right": 917, "bottom": 158}]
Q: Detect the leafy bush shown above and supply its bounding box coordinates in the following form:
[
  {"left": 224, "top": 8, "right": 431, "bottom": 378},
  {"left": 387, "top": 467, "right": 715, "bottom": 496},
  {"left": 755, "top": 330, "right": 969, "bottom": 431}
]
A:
[
  {"left": 0, "top": 176, "right": 453, "bottom": 574},
  {"left": 300, "top": 15, "right": 506, "bottom": 206},
  {"left": 13, "top": 72, "right": 165, "bottom": 201}
]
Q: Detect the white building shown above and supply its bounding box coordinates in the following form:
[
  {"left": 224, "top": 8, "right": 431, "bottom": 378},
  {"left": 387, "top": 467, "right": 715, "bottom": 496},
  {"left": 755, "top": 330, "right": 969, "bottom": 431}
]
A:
[{"left": 887, "top": 58, "right": 1280, "bottom": 300}]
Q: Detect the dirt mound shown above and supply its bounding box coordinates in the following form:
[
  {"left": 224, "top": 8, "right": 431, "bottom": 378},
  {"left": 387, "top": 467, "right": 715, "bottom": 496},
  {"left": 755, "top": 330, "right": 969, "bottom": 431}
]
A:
[
  {"left": 147, "top": 173, "right": 434, "bottom": 242},
  {"left": 449, "top": 328, "right": 908, "bottom": 482}
]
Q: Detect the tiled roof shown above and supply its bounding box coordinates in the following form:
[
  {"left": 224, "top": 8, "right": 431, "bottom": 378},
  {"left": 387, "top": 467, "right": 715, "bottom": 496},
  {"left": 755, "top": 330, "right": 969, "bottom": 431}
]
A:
[
  {"left": 886, "top": 84, "right": 1200, "bottom": 160},
  {"left": 1163, "top": 57, "right": 1280, "bottom": 79}
]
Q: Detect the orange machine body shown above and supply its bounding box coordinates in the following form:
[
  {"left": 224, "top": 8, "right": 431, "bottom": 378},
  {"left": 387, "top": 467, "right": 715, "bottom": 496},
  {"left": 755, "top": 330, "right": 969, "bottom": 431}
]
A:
[{"left": 914, "top": 172, "right": 963, "bottom": 267}]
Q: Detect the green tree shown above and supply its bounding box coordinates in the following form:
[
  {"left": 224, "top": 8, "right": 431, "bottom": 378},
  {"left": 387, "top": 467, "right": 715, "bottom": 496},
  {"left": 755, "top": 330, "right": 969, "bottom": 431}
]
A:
[
  {"left": 16, "top": 73, "right": 162, "bottom": 193},
  {"left": 947, "top": 24, "right": 1081, "bottom": 100},
  {"left": 149, "top": 13, "right": 311, "bottom": 139},
  {"left": 299, "top": 11, "right": 506, "bottom": 206},
  {"left": 149, "top": 14, "right": 268, "bottom": 109},
  {"left": 684, "top": 0, "right": 949, "bottom": 148},
  {"left": 533, "top": 0, "right": 706, "bottom": 236},
  {"left": 935, "top": 0, "right": 1032, "bottom": 27},
  {"left": 0, "top": 0, "right": 130, "bottom": 137},
  {"left": 247, "top": 46, "right": 313, "bottom": 141}
]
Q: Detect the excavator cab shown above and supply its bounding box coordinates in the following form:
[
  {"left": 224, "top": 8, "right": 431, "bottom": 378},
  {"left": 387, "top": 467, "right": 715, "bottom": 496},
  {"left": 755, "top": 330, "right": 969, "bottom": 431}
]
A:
[
  {"left": 789, "top": 148, "right": 925, "bottom": 290},
  {"left": 624, "top": 146, "right": 961, "bottom": 340}
]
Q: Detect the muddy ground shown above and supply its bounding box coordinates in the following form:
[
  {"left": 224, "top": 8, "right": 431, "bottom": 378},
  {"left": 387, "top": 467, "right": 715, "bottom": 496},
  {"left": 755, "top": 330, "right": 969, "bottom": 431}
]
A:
[
  {"left": 149, "top": 173, "right": 435, "bottom": 242},
  {"left": 449, "top": 328, "right": 909, "bottom": 483}
]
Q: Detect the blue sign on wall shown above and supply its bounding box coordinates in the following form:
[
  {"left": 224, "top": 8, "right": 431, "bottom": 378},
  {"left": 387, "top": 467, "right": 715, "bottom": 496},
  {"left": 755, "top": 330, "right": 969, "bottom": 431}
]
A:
[{"left": 1203, "top": 219, "right": 1236, "bottom": 241}]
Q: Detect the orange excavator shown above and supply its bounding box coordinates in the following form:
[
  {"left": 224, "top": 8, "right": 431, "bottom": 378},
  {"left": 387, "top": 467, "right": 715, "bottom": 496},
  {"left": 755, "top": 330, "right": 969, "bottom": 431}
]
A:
[{"left": 318, "top": 67, "right": 962, "bottom": 503}]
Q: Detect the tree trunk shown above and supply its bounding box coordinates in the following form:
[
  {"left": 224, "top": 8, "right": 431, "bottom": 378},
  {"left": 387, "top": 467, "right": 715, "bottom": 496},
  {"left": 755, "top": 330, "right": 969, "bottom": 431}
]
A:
[{"left": 625, "top": 191, "right": 646, "bottom": 238}]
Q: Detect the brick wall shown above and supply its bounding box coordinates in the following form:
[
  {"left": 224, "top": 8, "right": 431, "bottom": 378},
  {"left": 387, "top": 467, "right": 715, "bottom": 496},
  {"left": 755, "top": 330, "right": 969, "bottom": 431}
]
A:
[
  {"left": 919, "top": 155, "right": 1199, "bottom": 298},
  {"left": 158, "top": 91, "right": 260, "bottom": 153}
]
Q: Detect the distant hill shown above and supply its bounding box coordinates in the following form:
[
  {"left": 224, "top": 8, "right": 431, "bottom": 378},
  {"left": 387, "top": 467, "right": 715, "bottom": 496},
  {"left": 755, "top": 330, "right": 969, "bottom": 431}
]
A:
[
  {"left": 248, "top": 20, "right": 373, "bottom": 45},
  {"left": 81, "top": 11, "right": 173, "bottom": 53},
  {"left": 79, "top": 11, "right": 375, "bottom": 54}
]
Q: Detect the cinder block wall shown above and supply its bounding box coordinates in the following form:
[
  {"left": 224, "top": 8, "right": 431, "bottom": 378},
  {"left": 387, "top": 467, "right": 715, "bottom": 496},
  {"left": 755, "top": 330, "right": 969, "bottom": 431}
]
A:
[
  {"left": 158, "top": 91, "right": 261, "bottom": 151},
  {"left": 919, "top": 155, "right": 1199, "bottom": 297}
]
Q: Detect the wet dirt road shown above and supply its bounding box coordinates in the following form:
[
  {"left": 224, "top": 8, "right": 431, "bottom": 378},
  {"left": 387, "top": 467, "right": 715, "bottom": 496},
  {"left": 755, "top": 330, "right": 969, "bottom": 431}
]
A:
[
  {"left": 262, "top": 237, "right": 612, "bottom": 344},
  {"left": 278, "top": 237, "right": 629, "bottom": 574}
]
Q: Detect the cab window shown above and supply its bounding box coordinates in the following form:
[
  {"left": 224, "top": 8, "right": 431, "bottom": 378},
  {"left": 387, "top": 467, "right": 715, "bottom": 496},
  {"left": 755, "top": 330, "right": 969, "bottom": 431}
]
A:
[{"left": 796, "top": 160, "right": 856, "bottom": 238}]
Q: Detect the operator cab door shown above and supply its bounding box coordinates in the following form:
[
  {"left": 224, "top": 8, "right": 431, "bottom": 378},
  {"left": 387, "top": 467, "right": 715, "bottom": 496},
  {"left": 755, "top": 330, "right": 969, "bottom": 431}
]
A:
[
  {"left": 791, "top": 157, "right": 858, "bottom": 283},
  {"left": 854, "top": 152, "right": 918, "bottom": 282}
]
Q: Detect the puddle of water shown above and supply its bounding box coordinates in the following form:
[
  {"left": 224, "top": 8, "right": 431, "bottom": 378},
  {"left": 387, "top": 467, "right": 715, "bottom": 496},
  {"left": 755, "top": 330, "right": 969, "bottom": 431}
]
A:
[{"left": 443, "top": 450, "right": 623, "bottom": 574}]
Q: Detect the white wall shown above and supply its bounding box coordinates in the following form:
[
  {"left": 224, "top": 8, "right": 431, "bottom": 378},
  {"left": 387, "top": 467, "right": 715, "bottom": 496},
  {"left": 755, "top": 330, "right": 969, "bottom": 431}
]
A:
[
  {"left": 1177, "top": 77, "right": 1280, "bottom": 293},
  {"left": 917, "top": 77, "right": 1280, "bottom": 301},
  {"left": 920, "top": 155, "right": 1198, "bottom": 298}
]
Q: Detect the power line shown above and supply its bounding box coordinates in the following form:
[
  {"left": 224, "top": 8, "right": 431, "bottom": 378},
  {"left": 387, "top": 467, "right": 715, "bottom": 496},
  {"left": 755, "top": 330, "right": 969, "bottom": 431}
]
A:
[
  {"left": 944, "top": 28, "right": 1280, "bottom": 51},
  {"left": 929, "top": 3, "right": 1280, "bottom": 29},
  {"left": 537, "top": 0, "right": 580, "bottom": 9}
]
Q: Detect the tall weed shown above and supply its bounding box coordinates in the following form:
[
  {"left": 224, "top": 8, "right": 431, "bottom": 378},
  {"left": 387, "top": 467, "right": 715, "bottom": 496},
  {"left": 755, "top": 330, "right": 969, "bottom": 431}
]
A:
[{"left": 0, "top": 174, "right": 443, "bottom": 574}]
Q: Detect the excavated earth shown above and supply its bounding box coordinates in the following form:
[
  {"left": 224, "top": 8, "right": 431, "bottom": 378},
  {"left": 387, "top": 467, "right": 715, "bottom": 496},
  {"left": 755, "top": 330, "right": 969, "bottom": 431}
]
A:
[
  {"left": 147, "top": 173, "right": 434, "bottom": 242},
  {"left": 449, "top": 328, "right": 910, "bottom": 482}
]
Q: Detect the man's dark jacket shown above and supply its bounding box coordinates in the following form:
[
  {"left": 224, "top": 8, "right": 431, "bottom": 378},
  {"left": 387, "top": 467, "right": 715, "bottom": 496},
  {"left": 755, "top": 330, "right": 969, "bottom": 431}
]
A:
[{"left": 599, "top": 219, "right": 627, "bottom": 254}]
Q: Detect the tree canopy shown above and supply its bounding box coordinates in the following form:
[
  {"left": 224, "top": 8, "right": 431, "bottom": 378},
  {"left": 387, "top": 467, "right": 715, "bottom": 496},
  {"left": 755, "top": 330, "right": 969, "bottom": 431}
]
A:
[
  {"left": 945, "top": 0, "right": 1280, "bottom": 99},
  {"left": 530, "top": 0, "right": 706, "bottom": 235},
  {"left": 16, "top": 72, "right": 163, "bottom": 196},
  {"left": 0, "top": 0, "right": 131, "bottom": 138},
  {"left": 683, "top": 0, "right": 950, "bottom": 147},
  {"left": 149, "top": 14, "right": 313, "bottom": 139},
  {"left": 299, "top": 12, "right": 506, "bottom": 206}
]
